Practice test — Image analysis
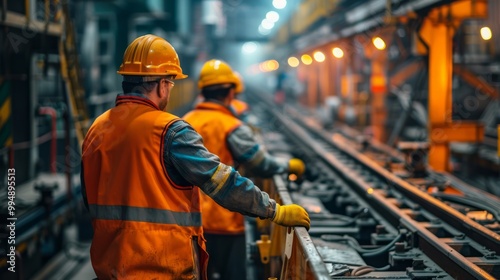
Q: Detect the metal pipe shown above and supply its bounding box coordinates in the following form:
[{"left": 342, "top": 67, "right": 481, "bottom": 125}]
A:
[
  {"left": 38, "top": 106, "right": 57, "bottom": 173},
  {"left": 63, "top": 109, "right": 72, "bottom": 202}
]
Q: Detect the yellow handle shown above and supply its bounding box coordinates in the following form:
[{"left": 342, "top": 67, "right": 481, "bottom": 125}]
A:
[{"left": 256, "top": 234, "right": 271, "bottom": 264}]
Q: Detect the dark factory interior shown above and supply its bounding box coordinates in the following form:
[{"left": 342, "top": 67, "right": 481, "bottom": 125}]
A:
[{"left": 0, "top": 0, "right": 499, "bottom": 279}]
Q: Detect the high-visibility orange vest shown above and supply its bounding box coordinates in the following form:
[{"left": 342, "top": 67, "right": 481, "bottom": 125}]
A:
[
  {"left": 183, "top": 102, "right": 244, "bottom": 234},
  {"left": 231, "top": 99, "right": 249, "bottom": 117},
  {"left": 82, "top": 95, "right": 207, "bottom": 279}
]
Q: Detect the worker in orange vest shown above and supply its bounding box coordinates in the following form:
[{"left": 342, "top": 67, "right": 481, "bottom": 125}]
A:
[
  {"left": 81, "top": 35, "right": 310, "bottom": 280},
  {"left": 183, "top": 59, "right": 307, "bottom": 280},
  {"left": 230, "top": 71, "right": 250, "bottom": 121}
]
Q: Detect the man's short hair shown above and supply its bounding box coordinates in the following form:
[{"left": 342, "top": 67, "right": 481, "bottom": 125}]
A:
[
  {"left": 121, "top": 75, "right": 175, "bottom": 95},
  {"left": 201, "top": 84, "right": 234, "bottom": 101},
  {"left": 122, "top": 81, "right": 157, "bottom": 94}
]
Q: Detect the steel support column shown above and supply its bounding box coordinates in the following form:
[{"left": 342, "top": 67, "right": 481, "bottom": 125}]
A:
[
  {"left": 419, "top": 0, "right": 487, "bottom": 171},
  {"left": 364, "top": 35, "right": 389, "bottom": 142},
  {"left": 428, "top": 22, "right": 454, "bottom": 171}
]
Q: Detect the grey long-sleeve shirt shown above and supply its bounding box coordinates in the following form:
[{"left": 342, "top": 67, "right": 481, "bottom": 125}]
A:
[{"left": 163, "top": 120, "right": 277, "bottom": 218}]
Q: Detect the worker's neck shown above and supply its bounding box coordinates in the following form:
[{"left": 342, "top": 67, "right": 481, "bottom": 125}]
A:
[
  {"left": 139, "top": 92, "right": 163, "bottom": 109},
  {"left": 205, "top": 98, "right": 232, "bottom": 107}
]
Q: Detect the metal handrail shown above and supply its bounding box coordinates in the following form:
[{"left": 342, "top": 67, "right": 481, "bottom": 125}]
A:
[{"left": 256, "top": 175, "right": 330, "bottom": 280}]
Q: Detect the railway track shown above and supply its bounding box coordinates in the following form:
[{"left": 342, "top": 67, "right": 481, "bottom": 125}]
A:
[{"left": 248, "top": 92, "right": 500, "bottom": 279}]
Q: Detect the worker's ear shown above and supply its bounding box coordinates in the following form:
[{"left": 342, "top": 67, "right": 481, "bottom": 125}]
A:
[
  {"left": 224, "top": 88, "right": 235, "bottom": 105},
  {"left": 158, "top": 79, "right": 166, "bottom": 97}
]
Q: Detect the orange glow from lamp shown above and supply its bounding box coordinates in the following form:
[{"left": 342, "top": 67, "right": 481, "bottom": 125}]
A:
[
  {"left": 372, "top": 37, "right": 386, "bottom": 50},
  {"left": 270, "top": 60, "right": 279, "bottom": 71},
  {"left": 313, "top": 51, "right": 325, "bottom": 62},
  {"left": 301, "top": 54, "right": 313, "bottom": 65},
  {"left": 265, "top": 61, "right": 273, "bottom": 71},
  {"left": 288, "top": 56, "right": 299, "bottom": 67},
  {"left": 480, "top": 27, "right": 492, "bottom": 40},
  {"left": 332, "top": 47, "right": 344, "bottom": 58}
]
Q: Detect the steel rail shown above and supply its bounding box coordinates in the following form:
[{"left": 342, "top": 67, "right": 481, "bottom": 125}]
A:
[
  {"left": 250, "top": 93, "right": 499, "bottom": 279},
  {"left": 280, "top": 104, "right": 500, "bottom": 253}
]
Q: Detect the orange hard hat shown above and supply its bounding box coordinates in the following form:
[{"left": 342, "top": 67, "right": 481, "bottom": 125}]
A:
[
  {"left": 198, "top": 59, "right": 238, "bottom": 89},
  {"left": 233, "top": 72, "right": 245, "bottom": 94},
  {"left": 117, "top": 34, "right": 187, "bottom": 79}
]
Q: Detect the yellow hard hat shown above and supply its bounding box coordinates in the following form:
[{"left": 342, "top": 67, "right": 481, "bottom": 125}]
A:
[
  {"left": 198, "top": 59, "right": 238, "bottom": 89},
  {"left": 234, "top": 72, "right": 245, "bottom": 94},
  {"left": 117, "top": 34, "right": 187, "bottom": 79}
]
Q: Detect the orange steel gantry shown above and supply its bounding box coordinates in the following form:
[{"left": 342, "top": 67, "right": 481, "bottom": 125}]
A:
[{"left": 418, "top": 0, "right": 487, "bottom": 171}]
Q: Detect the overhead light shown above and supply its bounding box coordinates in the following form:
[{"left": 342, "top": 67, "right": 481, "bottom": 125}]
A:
[
  {"left": 372, "top": 37, "right": 386, "bottom": 50},
  {"left": 258, "top": 60, "right": 279, "bottom": 72},
  {"left": 481, "top": 26, "right": 492, "bottom": 40},
  {"left": 261, "top": 18, "right": 275, "bottom": 30},
  {"left": 267, "top": 60, "right": 279, "bottom": 71},
  {"left": 273, "top": 0, "right": 287, "bottom": 9},
  {"left": 332, "top": 47, "right": 344, "bottom": 58},
  {"left": 258, "top": 25, "right": 271, "bottom": 35},
  {"left": 266, "top": 11, "right": 280, "bottom": 23},
  {"left": 242, "top": 42, "right": 258, "bottom": 54},
  {"left": 313, "top": 51, "right": 325, "bottom": 62},
  {"left": 288, "top": 57, "right": 299, "bottom": 67},
  {"left": 301, "top": 54, "right": 312, "bottom": 65}
]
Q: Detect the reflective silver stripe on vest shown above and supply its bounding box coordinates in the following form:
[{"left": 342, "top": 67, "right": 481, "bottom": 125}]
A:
[{"left": 89, "top": 204, "right": 201, "bottom": 227}]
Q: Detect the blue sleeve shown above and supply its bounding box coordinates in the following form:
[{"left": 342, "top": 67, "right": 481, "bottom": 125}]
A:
[
  {"left": 227, "top": 125, "right": 288, "bottom": 178},
  {"left": 164, "top": 121, "right": 276, "bottom": 219}
]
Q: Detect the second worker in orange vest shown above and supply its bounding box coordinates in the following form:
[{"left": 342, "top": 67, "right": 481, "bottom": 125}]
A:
[{"left": 183, "top": 59, "right": 307, "bottom": 280}]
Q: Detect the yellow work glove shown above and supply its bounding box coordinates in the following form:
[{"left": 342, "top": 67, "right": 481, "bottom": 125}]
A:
[
  {"left": 272, "top": 204, "right": 310, "bottom": 230},
  {"left": 288, "top": 158, "right": 305, "bottom": 177}
]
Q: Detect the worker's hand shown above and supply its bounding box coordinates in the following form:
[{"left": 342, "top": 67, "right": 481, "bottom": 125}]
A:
[
  {"left": 288, "top": 158, "right": 305, "bottom": 177},
  {"left": 272, "top": 204, "right": 310, "bottom": 230}
]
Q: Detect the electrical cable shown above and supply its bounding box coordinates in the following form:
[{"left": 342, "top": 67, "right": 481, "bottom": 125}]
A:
[
  {"left": 375, "top": 264, "right": 391, "bottom": 271},
  {"left": 351, "top": 266, "right": 374, "bottom": 276},
  {"left": 432, "top": 193, "right": 500, "bottom": 222},
  {"left": 321, "top": 234, "right": 402, "bottom": 255},
  {"left": 362, "top": 234, "right": 402, "bottom": 257},
  {"left": 350, "top": 264, "right": 391, "bottom": 276},
  {"left": 321, "top": 234, "right": 369, "bottom": 252}
]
